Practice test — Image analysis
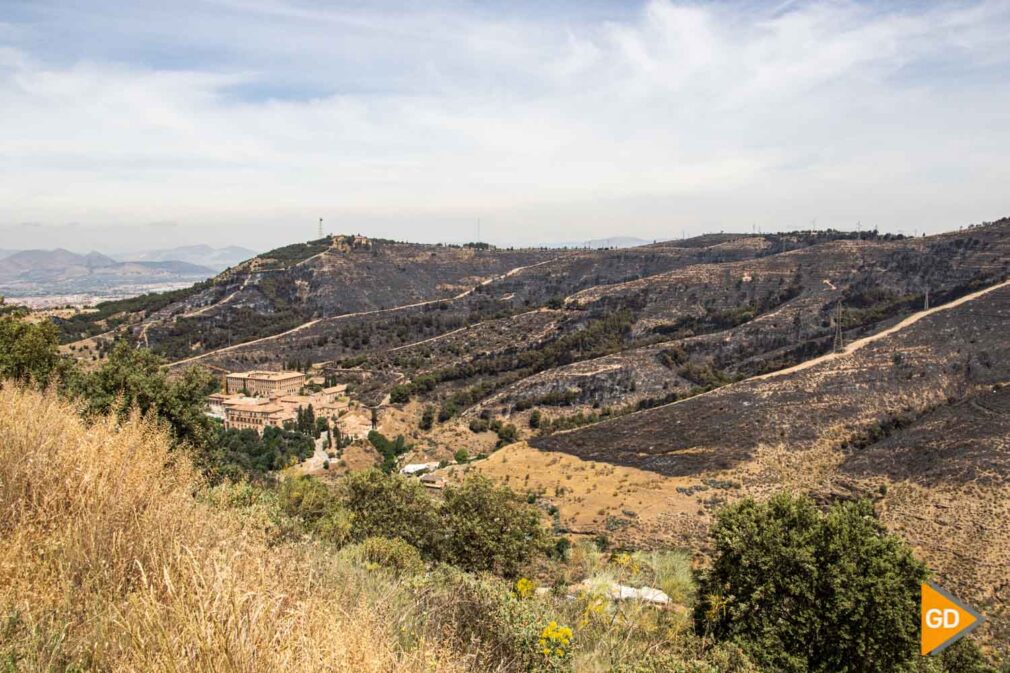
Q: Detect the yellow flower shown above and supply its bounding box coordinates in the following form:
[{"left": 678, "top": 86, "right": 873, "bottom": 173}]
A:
[
  {"left": 539, "top": 620, "right": 574, "bottom": 662},
  {"left": 514, "top": 577, "right": 536, "bottom": 599}
]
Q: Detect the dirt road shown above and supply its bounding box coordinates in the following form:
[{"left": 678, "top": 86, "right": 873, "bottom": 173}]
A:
[{"left": 167, "top": 256, "right": 561, "bottom": 370}]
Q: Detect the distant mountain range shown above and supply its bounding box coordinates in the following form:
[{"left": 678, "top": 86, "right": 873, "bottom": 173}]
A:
[
  {"left": 111, "top": 245, "right": 257, "bottom": 272},
  {"left": 0, "top": 248, "right": 218, "bottom": 301}
]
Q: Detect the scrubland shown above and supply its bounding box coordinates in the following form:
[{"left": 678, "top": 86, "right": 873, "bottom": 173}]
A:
[{"left": 0, "top": 385, "right": 738, "bottom": 673}]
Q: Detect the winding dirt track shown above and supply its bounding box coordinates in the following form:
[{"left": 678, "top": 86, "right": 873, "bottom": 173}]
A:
[
  {"left": 167, "top": 257, "right": 561, "bottom": 370},
  {"left": 545, "top": 277, "right": 1010, "bottom": 436},
  {"left": 750, "top": 277, "right": 1010, "bottom": 382}
]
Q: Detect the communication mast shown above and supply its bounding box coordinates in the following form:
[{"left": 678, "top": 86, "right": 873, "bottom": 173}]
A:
[{"left": 318, "top": 217, "right": 324, "bottom": 239}]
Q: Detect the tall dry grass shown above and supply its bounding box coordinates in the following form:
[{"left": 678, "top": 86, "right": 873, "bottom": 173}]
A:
[{"left": 0, "top": 385, "right": 465, "bottom": 672}]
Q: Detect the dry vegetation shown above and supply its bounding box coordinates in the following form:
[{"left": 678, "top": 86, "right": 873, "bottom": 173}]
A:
[
  {"left": 0, "top": 385, "right": 470, "bottom": 672},
  {"left": 0, "top": 386, "right": 747, "bottom": 673}
]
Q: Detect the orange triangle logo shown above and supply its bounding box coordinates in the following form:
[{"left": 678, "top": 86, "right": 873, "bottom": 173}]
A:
[{"left": 921, "top": 582, "right": 984, "bottom": 655}]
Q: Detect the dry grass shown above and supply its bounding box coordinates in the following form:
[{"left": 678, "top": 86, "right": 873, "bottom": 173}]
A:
[
  {"left": 0, "top": 385, "right": 466, "bottom": 672},
  {"left": 454, "top": 442, "right": 710, "bottom": 549}
]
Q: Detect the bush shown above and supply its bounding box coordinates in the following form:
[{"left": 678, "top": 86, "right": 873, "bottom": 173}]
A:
[
  {"left": 438, "top": 401, "right": 459, "bottom": 422},
  {"left": 932, "top": 639, "right": 1002, "bottom": 673},
  {"left": 350, "top": 536, "right": 425, "bottom": 575},
  {"left": 694, "top": 493, "right": 927, "bottom": 673},
  {"left": 438, "top": 476, "right": 551, "bottom": 577},
  {"left": 389, "top": 384, "right": 411, "bottom": 404},
  {"left": 340, "top": 469, "right": 439, "bottom": 554},
  {"left": 277, "top": 476, "right": 353, "bottom": 545},
  {"left": 0, "top": 316, "right": 64, "bottom": 385},
  {"left": 416, "top": 567, "right": 564, "bottom": 672},
  {"left": 454, "top": 448, "right": 469, "bottom": 463},
  {"left": 367, "top": 429, "right": 411, "bottom": 474},
  {"left": 419, "top": 405, "right": 435, "bottom": 430}
]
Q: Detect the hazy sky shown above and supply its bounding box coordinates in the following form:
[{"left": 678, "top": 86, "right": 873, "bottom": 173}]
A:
[{"left": 2, "top": 0, "right": 1009, "bottom": 252}]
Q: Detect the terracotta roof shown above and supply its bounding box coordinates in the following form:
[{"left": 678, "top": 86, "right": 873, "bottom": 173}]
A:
[
  {"left": 226, "top": 371, "right": 304, "bottom": 382},
  {"left": 227, "top": 403, "right": 286, "bottom": 414}
]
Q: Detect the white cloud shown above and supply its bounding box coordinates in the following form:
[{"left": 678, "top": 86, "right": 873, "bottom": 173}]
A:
[{"left": 1, "top": 0, "right": 1009, "bottom": 250}]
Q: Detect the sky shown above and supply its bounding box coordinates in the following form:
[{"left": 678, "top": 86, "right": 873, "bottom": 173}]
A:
[{"left": 1, "top": 0, "right": 1009, "bottom": 253}]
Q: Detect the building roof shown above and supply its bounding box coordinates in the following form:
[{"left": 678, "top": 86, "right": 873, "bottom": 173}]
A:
[
  {"left": 227, "top": 403, "right": 286, "bottom": 414},
  {"left": 222, "top": 395, "right": 269, "bottom": 407},
  {"left": 277, "top": 395, "right": 314, "bottom": 405},
  {"left": 401, "top": 462, "right": 439, "bottom": 475},
  {"left": 226, "top": 370, "right": 304, "bottom": 382}
]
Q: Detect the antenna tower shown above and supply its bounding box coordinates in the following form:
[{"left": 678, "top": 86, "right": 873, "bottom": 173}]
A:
[{"left": 318, "top": 217, "right": 323, "bottom": 239}]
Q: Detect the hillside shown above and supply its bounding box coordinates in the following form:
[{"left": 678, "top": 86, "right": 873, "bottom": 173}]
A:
[
  {"left": 530, "top": 277, "right": 1010, "bottom": 640},
  {"left": 57, "top": 235, "right": 561, "bottom": 355},
  {"left": 158, "top": 229, "right": 881, "bottom": 373},
  {"left": 27, "top": 217, "right": 1010, "bottom": 661},
  {"left": 205, "top": 222, "right": 1009, "bottom": 430}
]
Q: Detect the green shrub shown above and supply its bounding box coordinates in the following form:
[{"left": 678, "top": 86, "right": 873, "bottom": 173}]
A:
[
  {"left": 0, "top": 316, "right": 64, "bottom": 385},
  {"left": 277, "top": 475, "right": 353, "bottom": 545},
  {"left": 351, "top": 536, "right": 425, "bottom": 575},
  {"left": 419, "top": 406, "right": 435, "bottom": 430},
  {"left": 340, "top": 469, "right": 439, "bottom": 554},
  {"left": 438, "top": 476, "right": 550, "bottom": 577},
  {"left": 930, "top": 639, "right": 1002, "bottom": 673},
  {"left": 416, "top": 568, "right": 565, "bottom": 672},
  {"left": 389, "top": 384, "right": 411, "bottom": 404},
  {"left": 367, "top": 430, "right": 411, "bottom": 474},
  {"left": 695, "top": 493, "right": 927, "bottom": 673}
]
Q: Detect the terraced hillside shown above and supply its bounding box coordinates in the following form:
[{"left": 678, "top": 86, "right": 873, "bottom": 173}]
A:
[
  {"left": 307, "top": 222, "right": 1010, "bottom": 432},
  {"left": 532, "top": 279, "right": 1010, "bottom": 640},
  {"left": 57, "top": 236, "right": 560, "bottom": 358},
  {"left": 162, "top": 230, "right": 847, "bottom": 372}
]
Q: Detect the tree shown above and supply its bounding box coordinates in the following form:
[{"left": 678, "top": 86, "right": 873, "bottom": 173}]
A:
[
  {"left": 695, "top": 494, "right": 927, "bottom": 673},
  {"left": 438, "top": 475, "right": 550, "bottom": 577},
  {"left": 368, "top": 430, "right": 410, "bottom": 474},
  {"left": 0, "top": 315, "right": 65, "bottom": 385},
  {"left": 72, "top": 341, "right": 217, "bottom": 450},
  {"left": 454, "top": 448, "right": 469, "bottom": 463},
  {"left": 528, "top": 409, "right": 541, "bottom": 429},
  {"left": 389, "top": 384, "right": 411, "bottom": 404},
  {"left": 419, "top": 405, "right": 435, "bottom": 431},
  {"left": 340, "top": 469, "right": 439, "bottom": 554}
]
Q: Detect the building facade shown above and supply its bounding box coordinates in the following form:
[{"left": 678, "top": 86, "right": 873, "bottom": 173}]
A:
[
  {"left": 223, "top": 402, "right": 290, "bottom": 432},
  {"left": 225, "top": 371, "right": 304, "bottom": 397}
]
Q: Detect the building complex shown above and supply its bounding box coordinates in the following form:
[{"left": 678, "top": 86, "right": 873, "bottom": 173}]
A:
[{"left": 208, "top": 370, "right": 348, "bottom": 434}]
